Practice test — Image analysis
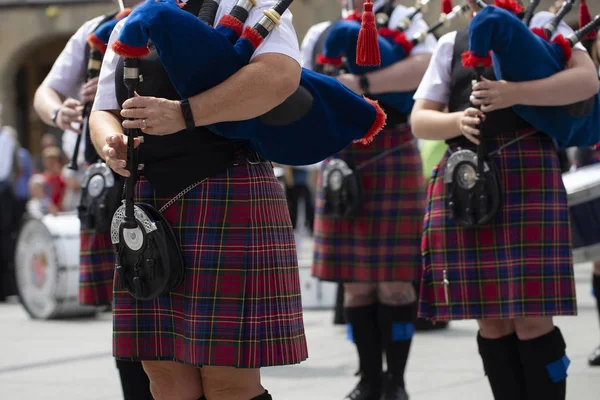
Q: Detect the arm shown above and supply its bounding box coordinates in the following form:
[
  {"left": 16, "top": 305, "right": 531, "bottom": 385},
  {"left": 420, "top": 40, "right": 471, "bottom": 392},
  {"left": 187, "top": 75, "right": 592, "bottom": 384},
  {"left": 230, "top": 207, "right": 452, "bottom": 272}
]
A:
[
  {"left": 33, "top": 86, "right": 67, "bottom": 126},
  {"left": 410, "top": 99, "right": 462, "bottom": 140},
  {"left": 365, "top": 53, "right": 432, "bottom": 94}
]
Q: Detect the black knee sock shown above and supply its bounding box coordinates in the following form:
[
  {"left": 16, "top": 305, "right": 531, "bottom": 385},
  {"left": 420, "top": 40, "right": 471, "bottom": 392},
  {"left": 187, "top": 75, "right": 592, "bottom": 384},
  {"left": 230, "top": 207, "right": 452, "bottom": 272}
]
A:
[
  {"left": 477, "top": 333, "right": 527, "bottom": 400},
  {"left": 518, "top": 327, "right": 569, "bottom": 400},
  {"left": 594, "top": 274, "right": 600, "bottom": 328},
  {"left": 115, "top": 359, "right": 152, "bottom": 400},
  {"left": 345, "top": 305, "right": 383, "bottom": 384},
  {"left": 378, "top": 303, "right": 415, "bottom": 389}
]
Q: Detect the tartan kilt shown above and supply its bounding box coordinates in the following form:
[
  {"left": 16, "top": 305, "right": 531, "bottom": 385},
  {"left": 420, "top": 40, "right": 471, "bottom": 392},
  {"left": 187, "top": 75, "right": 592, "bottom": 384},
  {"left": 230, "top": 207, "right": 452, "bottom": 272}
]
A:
[
  {"left": 418, "top": 130, "right": 576, "bottom": 322},
  {"left": 112, "top": 162, "right": 308, "bottom": 368},
  {"left": 312, "top": 125, "right": 425, "bottom": 283},
  {"left": 79, "top": 229, "right": 114, "bottom": 306}
]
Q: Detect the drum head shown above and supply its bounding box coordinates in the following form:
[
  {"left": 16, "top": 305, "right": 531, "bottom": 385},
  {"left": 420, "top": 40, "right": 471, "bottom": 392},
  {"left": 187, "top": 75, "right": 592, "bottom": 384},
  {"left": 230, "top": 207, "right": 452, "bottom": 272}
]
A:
[
  {"left": 15, "top": 218, "right": 60, "bottom": 319},
  {"left": 562, "top": 163, "right": 600, "bottom": 205}
]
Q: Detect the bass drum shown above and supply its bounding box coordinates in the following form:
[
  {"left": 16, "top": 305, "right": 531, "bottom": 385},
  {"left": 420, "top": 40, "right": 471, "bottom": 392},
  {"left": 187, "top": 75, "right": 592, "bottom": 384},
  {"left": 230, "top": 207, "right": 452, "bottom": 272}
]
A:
[
  {"left": 562, "top": 163, "right": 600, "bottom": 264},
  {"left": 15, "top": 212, "right": 99, "bottom": 319}
]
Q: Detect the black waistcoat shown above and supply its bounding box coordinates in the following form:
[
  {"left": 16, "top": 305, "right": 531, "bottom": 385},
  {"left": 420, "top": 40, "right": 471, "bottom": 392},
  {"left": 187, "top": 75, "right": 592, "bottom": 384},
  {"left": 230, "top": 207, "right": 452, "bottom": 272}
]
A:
[{"left": 446, "top": 29, "right": 531, "bottom": 146}]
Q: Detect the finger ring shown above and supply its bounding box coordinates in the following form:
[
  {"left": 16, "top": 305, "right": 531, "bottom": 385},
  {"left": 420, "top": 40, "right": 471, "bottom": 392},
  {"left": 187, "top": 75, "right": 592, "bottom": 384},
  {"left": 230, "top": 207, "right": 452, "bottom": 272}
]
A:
[{"left": 142, "top": 119, "right": 147, "bottom": 129}]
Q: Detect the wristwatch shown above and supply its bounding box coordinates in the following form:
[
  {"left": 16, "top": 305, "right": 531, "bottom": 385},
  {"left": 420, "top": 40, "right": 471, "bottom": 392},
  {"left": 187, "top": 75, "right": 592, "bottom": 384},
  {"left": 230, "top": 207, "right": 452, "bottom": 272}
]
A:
[
  {"left": 50, "top": 106, "right": 61, "bottom": 124},
  {"left": 179, "top": 99, "right": 196, "bottom": 132},
  {"left": 359, "top": 74, "right": 370, "bottom": 96}
]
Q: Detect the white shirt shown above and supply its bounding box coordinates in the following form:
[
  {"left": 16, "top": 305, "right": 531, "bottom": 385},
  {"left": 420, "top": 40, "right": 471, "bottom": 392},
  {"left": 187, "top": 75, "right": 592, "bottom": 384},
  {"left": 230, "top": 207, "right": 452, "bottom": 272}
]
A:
[
  {"left": 300, "top": 3, "right": 437, "bottom": 70},
  {"left": 93, "top": 0, "right": 300, "bottom": 111},
  {"left": 42, "top": 15, "right": 105, "bottom": 166},
  {"left": 413, "top": 11, "right": 587, "bottom": 105}
]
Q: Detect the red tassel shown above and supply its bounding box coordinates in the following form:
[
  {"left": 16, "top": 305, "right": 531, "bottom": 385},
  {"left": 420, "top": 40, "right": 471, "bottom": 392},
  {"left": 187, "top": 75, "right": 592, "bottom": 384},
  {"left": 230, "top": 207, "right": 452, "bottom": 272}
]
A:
[
  {"left": 531, "top": 26, "right": 549, "bottom": 40},
  {"left": 316, "top": 54, "right": 344, "bottom": 67},
  {"left": 580, "top": 0, "right": 596, "bottom": 40},
  {"left": 552, "top": 34, "right": 573, "bottom": 64},
  {"left": 461, "top": 50, "right": 492, "bottom": 68},
  {"left": 441, "top": 0, "right": 453, "bottom": 14},
  {"left": 356, "top": 0, "right": 381, "bottom": 66},
  {"left": 355, "top": 97, "right": 387, "bottom": 145},
  {"left": 112, "top": 40, "right": 150, "bottom": 58},
  {"left": 217, "top": 14, "right": 244, "bottom": 38},
  {"left": 494, "top": 0, "right": 523, "bottom": 14}
]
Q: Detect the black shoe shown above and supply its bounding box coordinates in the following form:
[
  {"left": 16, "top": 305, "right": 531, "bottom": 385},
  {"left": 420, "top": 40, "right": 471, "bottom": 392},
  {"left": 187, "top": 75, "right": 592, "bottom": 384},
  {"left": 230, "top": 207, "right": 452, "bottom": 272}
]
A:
[
  {"left": 381, "top": 373, "right": 409, "bottom": 400},
  {"left": 345, "top": 377, "right": 381, "bottom": 400},
  {"left": 589, "top": 346, "right": 600, "bottom": 366}
]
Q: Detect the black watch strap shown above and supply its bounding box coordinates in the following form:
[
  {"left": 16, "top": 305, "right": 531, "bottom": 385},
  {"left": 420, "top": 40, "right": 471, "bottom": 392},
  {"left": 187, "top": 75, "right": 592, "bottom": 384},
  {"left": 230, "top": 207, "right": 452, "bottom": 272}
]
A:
[
  {"left": 179, "top": 99, "right": 195, "bottom": 131},
  {"left": 359, "top": 74, "right": 370, "bottom": 96}
]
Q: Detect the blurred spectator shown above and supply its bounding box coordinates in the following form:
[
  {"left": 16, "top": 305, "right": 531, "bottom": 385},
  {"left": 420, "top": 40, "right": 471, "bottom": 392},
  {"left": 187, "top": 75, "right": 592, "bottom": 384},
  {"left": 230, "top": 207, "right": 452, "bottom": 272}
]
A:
[
  {"left": 3, "top": 126, "right": 33, "bottom": 220},
  {"left": 283, "top": 166, "right": 315, "bottom": 234},
  {"left": 26, "top": 174, "right": 55, "bottom": 219},
  {"left": 60, "top": 166, "right": 82, "bottom": 211},
  {"left": 41, "top": 146, "right": 66, "bottom": 211}
]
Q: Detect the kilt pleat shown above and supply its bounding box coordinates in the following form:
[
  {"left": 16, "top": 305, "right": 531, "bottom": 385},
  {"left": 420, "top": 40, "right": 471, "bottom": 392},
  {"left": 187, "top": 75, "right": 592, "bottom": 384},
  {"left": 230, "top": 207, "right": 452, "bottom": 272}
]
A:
[
  {"left": 79, "top": 229, "right": 114, "bottom": 306},
  {"left": 418, "top": 130, "right": 576, "bottom": 322},
  {"left": 312, "top": 125, "right": 425, "bottom": 283},
  {"left": 112, "top": 162, "right": 308, "bottom": 368}
]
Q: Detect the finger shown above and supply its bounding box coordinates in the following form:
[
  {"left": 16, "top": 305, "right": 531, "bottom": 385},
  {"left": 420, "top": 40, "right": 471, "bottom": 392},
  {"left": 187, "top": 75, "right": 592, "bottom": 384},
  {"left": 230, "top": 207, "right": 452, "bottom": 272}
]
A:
[
  {"left": 481, "top": 104, "right": 499, "bottom": 112},
  {"left": 462, "top": 125, "right": 480, "bottom": 136},
  {"left": 122, "top": 119, "right": 147, "bottom": 129},
  {"left": 470, "top": 91, "right": 491, "bottom": 99},
  {"left": 122, "top": 95, "right": 150, "bottom": 109},
  {"left": 61, "top": 107, "right": 82, "bottom": 118},
  {"left": 120, "top": 108, "right": 148, "bottom": 119},
  {"left": 463, "top": 132, "right": 480, "bottom": 145},
  {"left": 463, "top": 116, "right": 481, "bottom": 126},
  {"left": 64, "top": 98, "right": 82, "bottom": 108},
  {"left": 106, "top": 159, "right": 130, "bottom": 177},
  {"left": 464, "top": 107, "right": 484, "bottom": 117}
]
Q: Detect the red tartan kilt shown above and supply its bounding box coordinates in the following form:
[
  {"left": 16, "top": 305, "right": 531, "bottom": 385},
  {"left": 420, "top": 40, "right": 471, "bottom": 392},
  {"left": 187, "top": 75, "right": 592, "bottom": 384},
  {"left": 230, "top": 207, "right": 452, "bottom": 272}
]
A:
[
  {"left": 79, "top": 228, "right": 115, "bottom": 306},
  {"left": 112, "top": 162, "right": 308, "bottom": 368},
  {"left": 418, "top": 130, "right": 576, "bottom": 322},
  {"left": 312, "top": 125, "right": 426, "bottom": 282}
]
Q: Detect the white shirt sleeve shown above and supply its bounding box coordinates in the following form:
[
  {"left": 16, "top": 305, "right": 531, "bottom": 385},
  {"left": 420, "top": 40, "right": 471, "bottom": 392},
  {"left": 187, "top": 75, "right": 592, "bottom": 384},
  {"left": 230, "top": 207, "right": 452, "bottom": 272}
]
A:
[
  {"left": 300, "top": 21, "right": 332, "bottom": 70},
  {"left": 92, "top": 19, "right": 123, "bottom": 111},
  {"left": 389, "top": 5, "right": 436, "bottom": 55},
  {"left": 42, "top": 16, "right": 104, "bottom": 100},
  {"left": 413, "top": 31, "right": 456, "bottom": 104},
  {"left": 529, "top": 11, "right": 586, "bottom": 52}
]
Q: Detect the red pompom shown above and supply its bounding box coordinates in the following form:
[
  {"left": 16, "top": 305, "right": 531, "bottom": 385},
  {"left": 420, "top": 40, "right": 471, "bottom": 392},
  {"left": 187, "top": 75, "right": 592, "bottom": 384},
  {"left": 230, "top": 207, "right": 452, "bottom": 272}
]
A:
[
  {"left": 217, "top": 14, "right": 244, "bottom": 37},
  {"left": 580, "top": 0, "right": 596, "bottom": 40},
  {"left": 87, "top": 33, "right": 107, "bottom": 55},
  {"left": 112, "top": 40, "right": 149, "bottom": 58},
  {"left": 494, "top": 0, "right": 523, "bottom": 14},
  {"left": 441, "top": 0, "right": 453, "bottom": 15},
  {"left": 115, "top": 8, "right": 131, "bottom": 20},
  {"left": 461, "top": 50, "right": 492, "bottom": 68},
  {"left": 316, "top": 54, "right": 344, "bottom": 67},
  {"left": 241, "top": 26, "right": 264, "bottom": 50},
  {"left": 356, "top": 0, "right": 381, "bottom": 66},
  {"left": 531, "top": 26, "right": 549, "bottom": 40},
  {"left": 355, "top": 97, "right": 386, "bottom": 145},
  {"left": 552, "top": 34, "right": 573, "bottom": 65},
  {"left": 393, "top": 32, "right": 414, "bottom": 55}
]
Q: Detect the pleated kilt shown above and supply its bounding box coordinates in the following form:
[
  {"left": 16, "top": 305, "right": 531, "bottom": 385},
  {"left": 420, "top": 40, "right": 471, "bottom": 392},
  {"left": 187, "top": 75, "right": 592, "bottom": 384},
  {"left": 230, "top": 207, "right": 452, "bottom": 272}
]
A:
[
  {"left": 112, "top": 162, "right": 308, "bottom": 368},
  {"left": 79, "top": 229, "right": 114, "bottom": 306},
  {"left": 418, "top": 130, "right": 576, "bottom": 322},
  {"left": 312, "top": 125, "right": 425, "bottom": 283}
]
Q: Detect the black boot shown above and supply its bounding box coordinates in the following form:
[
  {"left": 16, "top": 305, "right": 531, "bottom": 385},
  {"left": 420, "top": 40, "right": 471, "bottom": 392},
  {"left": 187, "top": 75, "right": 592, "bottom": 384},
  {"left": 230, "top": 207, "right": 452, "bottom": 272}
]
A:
[
  {"left": 251, "top": 390, "right": 272, "bottom": 399},
  {"left": 518, "top": 327, "right": 569, "bottom": 400},
  {"left": 378, "top": 303, "right": 415, "bottom": 400},
  {"left": 589, "top": 274, "right": 600, "bottom": 366},
  {"left": 477, "top": 333, "right": 527, "bottom": 400},
  {"left": 344, "top": 305, "right": 383, "bottom": 400},
  {"left": 115, "top": 359, "right": 152, "bottom": 400}
]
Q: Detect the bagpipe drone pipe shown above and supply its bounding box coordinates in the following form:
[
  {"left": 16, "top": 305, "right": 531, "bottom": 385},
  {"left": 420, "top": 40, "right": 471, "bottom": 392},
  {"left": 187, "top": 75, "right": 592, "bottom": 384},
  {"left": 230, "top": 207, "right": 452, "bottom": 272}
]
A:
[
  {"left": 462, "top": 0, "right": 600, "bottom": 148},
  {"left": 111, "top": 0, "right": 386, "bottom": 166},
  {"left": 67, "top": 8, "right": 131, "bottom": 170},
  {"left": 318, "top": 0, "right": 468, "bottom": 115}
]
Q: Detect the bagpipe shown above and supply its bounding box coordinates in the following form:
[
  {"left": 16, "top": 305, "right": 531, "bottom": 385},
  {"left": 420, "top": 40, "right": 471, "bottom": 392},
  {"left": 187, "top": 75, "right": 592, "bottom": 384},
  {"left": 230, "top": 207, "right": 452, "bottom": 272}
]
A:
[
  {"left": 318, "top": 0, "right": 469, "bottom": 114},
  {"left": 76, "top": 10, "right": 131, "bottom": 233},
  {"left": 110, "top": 0, "right": 386, "bottom": 167},
  {"left": 462, "top": 0, "right": 600, "bottom": 148}
]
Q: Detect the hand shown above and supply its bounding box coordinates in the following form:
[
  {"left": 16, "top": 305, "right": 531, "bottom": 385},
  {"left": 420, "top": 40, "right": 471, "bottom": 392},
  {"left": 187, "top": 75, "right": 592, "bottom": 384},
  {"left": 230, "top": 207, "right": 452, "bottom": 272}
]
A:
[
  {"left": 470, "top": 77, "right": 518, "bottom": 112},
  {"left": 457, "top": 107, "right": 486, "bottom": 145},
  {"left": 120, "top": 93, "right": 185, "bottom": 135},
  {"left": 336, "top": 73, "right": 361, "bottom": 94},
  {"left": 56, "top": 98, "right": 83, "bottom": 133},
  {"left": 102, "top": 134, "right": 142, "bottom": 177},
  {"left": 80, "top": 77, "right": 99, "bottom": 104}
]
